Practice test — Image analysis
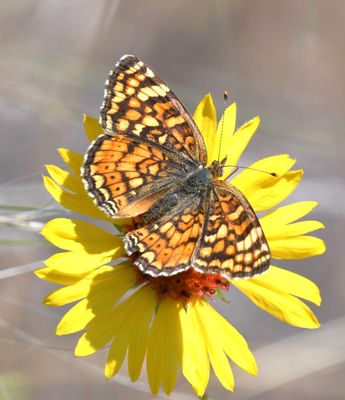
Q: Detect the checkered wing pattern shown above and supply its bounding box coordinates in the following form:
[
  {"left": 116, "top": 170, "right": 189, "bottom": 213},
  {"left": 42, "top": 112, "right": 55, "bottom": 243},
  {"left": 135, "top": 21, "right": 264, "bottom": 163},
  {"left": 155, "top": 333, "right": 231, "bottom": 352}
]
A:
[
  {"left": 124, "top": 195, "right": 205, "bottom": 276},
  {"left": 82, "top": 133, "right": 183, "bottom": 217},
  {"left": 83, "top": 54, "right": 270, "bottom": 278},
  {"left": 193, "top": 181, "right": 270, "bottom": 278},
  {"left": 100, "top": 54, "right": 207, "bottom": 165}
]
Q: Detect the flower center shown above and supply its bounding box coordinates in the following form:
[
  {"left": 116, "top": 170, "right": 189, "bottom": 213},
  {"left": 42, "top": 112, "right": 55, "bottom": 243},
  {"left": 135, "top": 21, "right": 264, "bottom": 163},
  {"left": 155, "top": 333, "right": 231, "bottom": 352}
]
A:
[{"left": 137, "top": 268, "right": 230, "bottom": 303}]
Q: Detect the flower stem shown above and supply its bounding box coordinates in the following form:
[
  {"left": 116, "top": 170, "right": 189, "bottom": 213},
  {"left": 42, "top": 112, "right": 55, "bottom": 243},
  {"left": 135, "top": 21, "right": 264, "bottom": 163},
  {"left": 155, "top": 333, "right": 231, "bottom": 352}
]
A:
[{"left": 198, "top": 394, "right": 208, "bottom": 400}]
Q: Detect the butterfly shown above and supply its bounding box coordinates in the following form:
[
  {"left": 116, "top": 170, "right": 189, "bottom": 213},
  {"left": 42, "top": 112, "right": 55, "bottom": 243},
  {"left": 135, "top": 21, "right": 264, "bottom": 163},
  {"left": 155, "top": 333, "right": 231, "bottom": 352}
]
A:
[{"left": 82, "top": 54, "right": 270, "bottom": 278}]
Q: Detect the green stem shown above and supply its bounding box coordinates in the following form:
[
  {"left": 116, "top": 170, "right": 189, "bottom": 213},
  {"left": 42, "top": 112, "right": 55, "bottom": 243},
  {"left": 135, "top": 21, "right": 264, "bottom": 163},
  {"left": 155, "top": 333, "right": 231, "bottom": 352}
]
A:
[
  {"left": 0, "top": 204, "right": 40, "bottom": 211},
  {"left": 0, "top": 239, "right": 46, "bottom": 246}
]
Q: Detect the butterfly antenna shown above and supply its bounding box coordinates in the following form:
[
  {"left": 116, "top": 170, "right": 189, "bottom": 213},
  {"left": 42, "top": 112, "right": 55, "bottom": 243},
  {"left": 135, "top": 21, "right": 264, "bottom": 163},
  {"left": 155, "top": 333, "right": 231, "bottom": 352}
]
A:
[
  {"left": 218, "top": 91, "right": 229, "bottom": 162},
  {"left": 217, "top": 92, "right": 276, "bottom": 177},
  {"left": 223, "top": 164, "right": 277, "bottom": 177}
]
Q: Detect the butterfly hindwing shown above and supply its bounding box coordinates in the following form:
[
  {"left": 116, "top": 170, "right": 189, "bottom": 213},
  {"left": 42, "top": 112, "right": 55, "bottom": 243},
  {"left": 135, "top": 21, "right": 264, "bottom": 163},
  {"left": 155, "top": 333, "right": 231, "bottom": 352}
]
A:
[
  {"left": 100, "top": 54, "right": 207, "bottom": 165},
  {"left": 124, "top": 178, "right": 270, "bottom": 278},
  {"left": 193, "top": 180, "right": 270, "bottom": 278},
  {"left": 124, "top": 192, "right": 205, "bottom": 276}
]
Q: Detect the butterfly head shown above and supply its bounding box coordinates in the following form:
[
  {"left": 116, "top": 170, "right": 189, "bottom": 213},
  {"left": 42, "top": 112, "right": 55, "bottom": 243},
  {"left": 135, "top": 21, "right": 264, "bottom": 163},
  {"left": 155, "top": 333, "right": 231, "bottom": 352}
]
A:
[{"left": 209, "top": 157, "right": 227, "bottom": 178}]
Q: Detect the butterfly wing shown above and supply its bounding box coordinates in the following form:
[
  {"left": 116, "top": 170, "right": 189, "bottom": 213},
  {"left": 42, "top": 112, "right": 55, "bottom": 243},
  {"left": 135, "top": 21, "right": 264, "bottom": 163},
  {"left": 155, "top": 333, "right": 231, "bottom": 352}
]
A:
[
  {"left": 124, "top": 190, "right": 207, "bottom": 276},
  {"left": 85, "top": 54, "right": 269, "bottom": 277},
  {"left": 193, "top": 180, "right": 270, "bottom": 278},
  {"left": 82, "top": 133, "right": 189, "bottom": 217},
  {"left": 123, "top": 178, "right": 270, "bottom": 278},
  {"left": 100, "top": 54, "right": 207, "bottom": 165}
]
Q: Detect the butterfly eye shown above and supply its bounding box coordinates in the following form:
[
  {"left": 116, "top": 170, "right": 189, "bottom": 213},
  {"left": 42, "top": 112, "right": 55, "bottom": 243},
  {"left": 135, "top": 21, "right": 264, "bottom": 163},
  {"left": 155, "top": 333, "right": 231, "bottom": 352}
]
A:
[
  {"left": 215, "top": 168, "right": 223, "bottom": 177},
  {"left": 209, "top": 160, "right": 223, "bottom": 177}
]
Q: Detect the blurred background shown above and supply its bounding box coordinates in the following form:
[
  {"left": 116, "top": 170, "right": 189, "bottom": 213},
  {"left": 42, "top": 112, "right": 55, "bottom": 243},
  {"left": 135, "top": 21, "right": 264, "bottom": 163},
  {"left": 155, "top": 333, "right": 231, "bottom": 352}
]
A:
[{"left": 0, "top": 0, "right": 343, "bottom": 399}]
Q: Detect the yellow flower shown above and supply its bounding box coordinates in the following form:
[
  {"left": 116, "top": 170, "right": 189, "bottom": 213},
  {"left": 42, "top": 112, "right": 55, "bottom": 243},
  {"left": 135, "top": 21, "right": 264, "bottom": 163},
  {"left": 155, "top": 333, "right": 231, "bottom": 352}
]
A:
[{"left": 36, "top": 96, "right": 325, "bottom": 397}]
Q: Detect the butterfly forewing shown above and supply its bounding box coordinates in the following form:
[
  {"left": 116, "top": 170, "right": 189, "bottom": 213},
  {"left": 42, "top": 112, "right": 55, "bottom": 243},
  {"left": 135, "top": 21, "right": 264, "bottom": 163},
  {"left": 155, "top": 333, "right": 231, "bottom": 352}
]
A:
[
  {"left": 193, "top": 180, "right": 270, "bottom": 278},
  {"left": 83, "top": 133, "right": 185, "bottom": 217},
  {"left": 100, "top": 54, "right": 207, "bottom": 165}
]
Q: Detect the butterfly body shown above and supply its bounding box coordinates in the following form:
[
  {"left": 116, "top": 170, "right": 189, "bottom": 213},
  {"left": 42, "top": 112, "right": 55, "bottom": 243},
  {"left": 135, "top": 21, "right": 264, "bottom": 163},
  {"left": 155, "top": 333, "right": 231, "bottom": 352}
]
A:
[
  {"left": 82, "top": 54, "right": 271, "bottom": 278},
  {"left": 138, "top": 166, "right": 210, "bottom": 226},
  {"left": 184, "top": 166, "right": 212, "bottom": 190}
]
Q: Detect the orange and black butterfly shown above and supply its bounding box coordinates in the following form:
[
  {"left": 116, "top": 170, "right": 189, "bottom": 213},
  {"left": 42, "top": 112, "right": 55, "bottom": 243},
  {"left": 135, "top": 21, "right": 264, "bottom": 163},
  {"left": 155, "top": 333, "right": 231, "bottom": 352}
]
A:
[{"left": 82, "top": 55, "right": 270, "bottom": 278}]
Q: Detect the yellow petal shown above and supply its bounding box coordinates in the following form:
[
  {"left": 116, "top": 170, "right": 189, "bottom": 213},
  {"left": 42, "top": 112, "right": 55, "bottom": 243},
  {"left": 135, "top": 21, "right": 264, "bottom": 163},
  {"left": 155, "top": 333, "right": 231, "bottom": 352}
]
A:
[
  {"left": 106, "top": 286, "right": 157, "bottom": 380},
  {"left": 58, "top": 148, "right": 83, "bottom": 176},
  {"left": 260, "top": 201, "right": 319, "bottom": 226},
  {"left": 45, "top": 264, "right": 133, "bottom": 306},
  {"left": 43, "top": 175, "right": 113, "bottom": 222},
  {"left": 43, "top": 245, "right": 124, "bottom": 275},
  {"left": 207, "top": 305, "right": 257, "bottom": 375},
  {"left": 254, "top": 266, "right": 321, "bottom": 305},
  {"left": 250, "top": 170, "right": 303, "bottom": 211},
  {"left": 105, "top": 332, "right": 128, "bottom": 379},
  {"left": 233, "top": 279, "right": 320, "bottom": 329},
  {"left": 84, "top": 114, "right": 103, "bottom": 142},
  {"left": 35, "top": 266, "right": 87, "bottom": 284},
  {"left": 75, "top": 308, "right": 119, "bottom": 356},
  {"left": 147, "top": 297, "right": 181, "bottom": 395},
  {"left": 210, "top": 103, "right": 237, "bottom": 163},
  {"left": 41, "top": 218, "right": 122, "bottom": 251},
  {"left": 209, "top": 345, "right": 234, "bottom": 391},
  {"left": 222, "top": 116, "right": 260, "bottom": 179},
  {"left": 269, "top": 235, "right": 326, "bottom": 259},
  {"left": 56, "top": 267, "right": 138, "bottom": 334},
  {"left": 45, "top": 164, "right": 83, "bottom": 193},
  {"left": 231, "top": 154, "right": 295, "bottom": 190},
  {"left": 56, "top": 298, "right": 97, "bottom": 335},
  {"left": 263, "top": 220, "right": 325, "bottom": 240},
  {"left": 179, "top": 303, "right": 210, "bottom": 396},
  {"left": 193, "top": 93, "right": 217, "bottom": 159},
  {"left": 259, "top": 202, "right": 325, "bottom": 243},
  {"left": 127, "top": 287, "right": 157, "bottom": 382},
  {"left": 231, "top": 154, "right": 302, "bottom": 211},
  {"left": 74, "top": 284, "right": 148, "bottom": 357},
  {"left": 192, "top": 301, "right": 234, "bottom": 391}
]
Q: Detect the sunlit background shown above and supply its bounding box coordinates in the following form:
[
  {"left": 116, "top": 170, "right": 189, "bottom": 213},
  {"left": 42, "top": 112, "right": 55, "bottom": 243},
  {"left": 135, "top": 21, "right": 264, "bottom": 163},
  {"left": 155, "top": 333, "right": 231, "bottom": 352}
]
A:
[{"left": 0, "top": 0, "right": 343, "bottom": 399}]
